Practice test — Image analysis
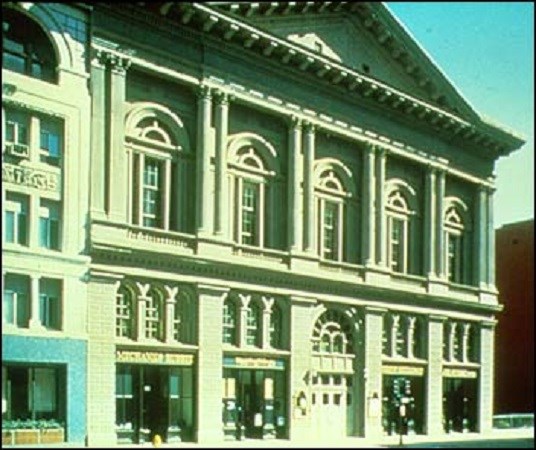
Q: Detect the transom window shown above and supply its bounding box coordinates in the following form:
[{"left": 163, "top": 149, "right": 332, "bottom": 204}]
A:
[
  {"left": 443, "top": 320, "right": 478, "bottom": 363},
  {"left": 2, "top": 8, "right": 58, "bottom": 83},
  {"left": 312, "top": 308, "right": 354, "bottom": 355},
  {"left": 382, "top": 313, "right": 422, "bottom": 359}
]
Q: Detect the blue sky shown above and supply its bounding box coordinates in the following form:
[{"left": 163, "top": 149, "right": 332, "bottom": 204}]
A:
[{"left": 386, "top": 2, "right": 534, "bottom": 228}]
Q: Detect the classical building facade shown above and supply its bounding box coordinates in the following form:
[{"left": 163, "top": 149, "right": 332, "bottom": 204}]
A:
[{"left": 2, "top": 2, "right": 525, "bottom": 447}]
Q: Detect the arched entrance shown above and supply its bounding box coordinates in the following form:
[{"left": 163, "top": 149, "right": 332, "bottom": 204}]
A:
[{"left": 309, "top": 307, "right": 361, "bottom": 439}]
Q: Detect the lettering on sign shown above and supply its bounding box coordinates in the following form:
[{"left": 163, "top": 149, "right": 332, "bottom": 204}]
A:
[
  {"left": 442, "top": 368, "right": 477, "bottom": 379},
  {"left": 235, "top": 357, "right": 277, "bottom": 368},
  {"left": 2, "top": 163, "right": 59, "bottom": 192},
  {"left": 115, "top": 350, "right": 194, "bottom": 366},
  {"left": 382, "top": 365, "right": 425, "bottom": 376}
]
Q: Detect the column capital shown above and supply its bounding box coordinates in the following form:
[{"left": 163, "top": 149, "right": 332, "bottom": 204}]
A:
[
  {"left": 363, "top": 305, "right": 388, "bottom": 315},
  {"left": 479, "top": 319, "right": 497, "bottom": 330},
  {"left": 288, "top": 114, "right": 303, "bottom": 129},
  {"left": 135, "top": 281, "right": 151, "bottom": 298},
  {"left": 261, "top": 295, "right": 275, "bottom": 311},
  {"left": 238, "top": 293, "right": 251, "bottom": 308},
  {"left": 164, "top": 285, "right": 179, "bottom": 303},
  {"left": 303, "top": 121, "right": 316, "bottom": 133},
  {"left": 106, "top": 53, "right": 132, "bottom": 75},
  {"left": 213, "top": 89, "right": 231, "bottom": 105},
  {"left": 197, "top": 84, "right": 213, "bottom": 100},
  {"left": 90, "top": 48, "right": 108, "bottom": 69}
]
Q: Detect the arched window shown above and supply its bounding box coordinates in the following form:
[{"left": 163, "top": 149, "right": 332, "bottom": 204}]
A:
[
  {"left": 175, "top": 289, "right": 195, "bottom": 344},
  {"left": 314, "top": 159, "right": 354, "bottom": 262},
  {"left": 145, "top": 287, "right": 164, "bottom": 340},
  {"left": 246, "top": 302, "right": 262, "bottom": 346},
  {"left": 443, "top": 198, "right": 469, "bottom": 284},
  {"left": 312, "top": 308, "right": 354, "bottom": 355},
  {"left": 116, "top": 285, "right": 134, "bottom": 339},
  {"left": 227, "top": 133, "right": 278, "bottom": 248},
  {"left": 269, "top": 303, "right": 282, "bottom": 348},
  {"left": 222, "top": 298, "right": 237, "bottom": 345},
  {"left": 385, "top": 179, "right": 417, "bottom": 274},
  {"left": 125, "top": 103, "right": 191, "bottom": 231},
  {"left": 2, "top": 8, "right": 58, "bottom": 83}
]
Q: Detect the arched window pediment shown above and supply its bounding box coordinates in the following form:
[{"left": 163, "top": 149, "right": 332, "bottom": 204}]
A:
[
  {"left": 125, "top": 102, "right": 190, "bottom": 153},
  {"left": 314, "top": 158, "right": 354, "bottom": 198},
  {"left": 385, "top": 178, "right": 418, "bottom": 214},
  {"left": 227, "top": 132, "right": 279, "bottom": 175},
  {"left": 443, "top": 197, "right": 469, "bottom": 230}
]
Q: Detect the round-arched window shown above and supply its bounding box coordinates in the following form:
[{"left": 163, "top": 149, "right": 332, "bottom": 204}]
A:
[{"left": 3, "top": 8, "right": 58, "bottom": 83}]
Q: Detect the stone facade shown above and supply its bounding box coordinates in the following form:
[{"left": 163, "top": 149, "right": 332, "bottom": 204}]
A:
[{"left": 1, "top": 2, "right": 525, "bottom": 446}]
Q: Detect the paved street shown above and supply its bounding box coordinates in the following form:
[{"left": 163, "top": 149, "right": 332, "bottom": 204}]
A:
[{"left": 386, "top": 438, "right": 533, "bottom": 448}]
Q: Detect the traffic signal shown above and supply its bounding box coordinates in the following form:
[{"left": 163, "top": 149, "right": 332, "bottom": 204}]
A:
[
  {"left": 392, "top": 378, "right": 401, "bottom": 400},
  {"left": 404, "top": 379, "right": 411, "bottom": 395}
]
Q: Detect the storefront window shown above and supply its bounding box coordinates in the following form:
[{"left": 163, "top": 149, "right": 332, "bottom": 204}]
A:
[{"left": 3, "top": 365, "right": 65, "bottom": 424}]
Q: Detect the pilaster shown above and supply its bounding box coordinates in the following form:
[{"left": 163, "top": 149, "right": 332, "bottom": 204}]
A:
[
  {"left": 478, "top": 321, "right": 496, "bottom": 434},
  {"left": 426, "top": 315, "right": 445, "bottom": 436},
  {"left": 435, "top": 169, "right": 446, "bottom": 279},
  {"left": 196, "top": 86, "right": 214, "bottom": 237},
  {"left": 261, "top": 295, "right": 274, "bottom": 349},
  {"left": 362, "top": 143, "right": 376, "bottom": 266},
  {"left": 106, "top": 53, "right": 131, "bottom": 223},
  {"left": 375, "top": 147, "right": 387, "bottom": 267},
  {"left": 288, "top": 116, "right": 303, "bottom": 252},
  {"left": 87, "top": 272, "right": 121, "bottom": 446},
  {"left": 424, "top": 167, "right": 436, "bottom": 278},
  {"left": 486, "top": 187, "right": 496, "bottom": 289},
  {"left": 89, "top": 49, "right": 107, "bottom": 219},
  {"left": 303, "top": 122, "right": 316, "bottom": 254},
  {"left": 196, "top": 284, "right": 228, "bottom": 444},
  {"left": 474, "top": 187, "right": 488, "bottom": 289},
  {"left": 363, "top": 306, "right": 385, "bottom": 440},
  {"left": 164, "top": 285, "right": 178, "bottom": 343},
  {"left": 214, "top": 91, "right": 230, "bottom": 239}
]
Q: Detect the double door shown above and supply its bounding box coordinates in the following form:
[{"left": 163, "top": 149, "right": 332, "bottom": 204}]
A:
[{"left": 310, "top": 373, "right": 352, "bottom": 439}]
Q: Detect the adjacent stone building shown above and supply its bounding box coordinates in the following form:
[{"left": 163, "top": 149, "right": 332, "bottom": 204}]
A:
[{"left": 2, "top": 2, "right": 525, "bottom": 446}]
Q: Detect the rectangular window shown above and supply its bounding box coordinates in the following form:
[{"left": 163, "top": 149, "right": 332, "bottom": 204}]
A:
[
  {"left": 5, "top": 109, "right": 29, "bottom": 145},
  {"left": 447, "top": 233, "right": 463, "bottom": 283},
  {"left": 39, "top": 117, "right": 62, "bottom": 166},
  {"left": 39, "top": 278, "right": 61, "bottom": 330},
  {"left": 145, "top": 297, "right": 161, "bottom": 340},
  {"left": 390, "top": 217, "right": 405, "bottom": 272},
  {"left": 142, "top": 158, "right": 161, "bottom": 228},
  {"left": 4, "top": 365, "right": 65, "bottom": 423},
  {"left": 3, "top": 273, "right": 30, "bottom": 328},
  {"left": 5, "top": 192, "right": 28, "bottom": 245},
  {"left": 322, "top": 201, "right": 338, "bottom": 260},
  {"left": 222, "top": 302, "right": 236, "bottom": 344},
  {"left": 241, "top": 181, "right": 258, "bottom": 246},
  {"left": 246, "top": 305, "right": 260, "bottom": 346},
  {"left": 39, "top": 200, "right": 61, "bottom": 250}
]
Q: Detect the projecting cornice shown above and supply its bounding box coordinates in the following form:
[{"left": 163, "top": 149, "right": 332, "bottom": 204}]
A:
[{"left": 127, "top": 2, "right": 524, "bottom": 157}]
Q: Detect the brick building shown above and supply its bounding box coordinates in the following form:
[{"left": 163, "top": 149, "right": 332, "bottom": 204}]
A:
[{"left": 495, "top": 219, "right": 534, "bottom": 414}]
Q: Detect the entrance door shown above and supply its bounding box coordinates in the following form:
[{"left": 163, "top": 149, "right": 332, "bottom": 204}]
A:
[
  {"left": 141, "top": 367, "right": 167, "bottom": 441},
  {"left": 238, "top": 370, "right": 264, "bottom": 438},
  {"left": 311, "top": 374, "right": 348, "bottom": 439}
]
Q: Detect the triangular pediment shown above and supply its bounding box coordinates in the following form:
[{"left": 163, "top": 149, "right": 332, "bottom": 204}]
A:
[{"left": 208, "top": 2, "right": 480, "bottom": 121}]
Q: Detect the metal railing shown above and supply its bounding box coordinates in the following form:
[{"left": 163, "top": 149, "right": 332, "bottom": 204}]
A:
[{"left": 493, "top": 413, "right": 534, "bottom": 429}]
